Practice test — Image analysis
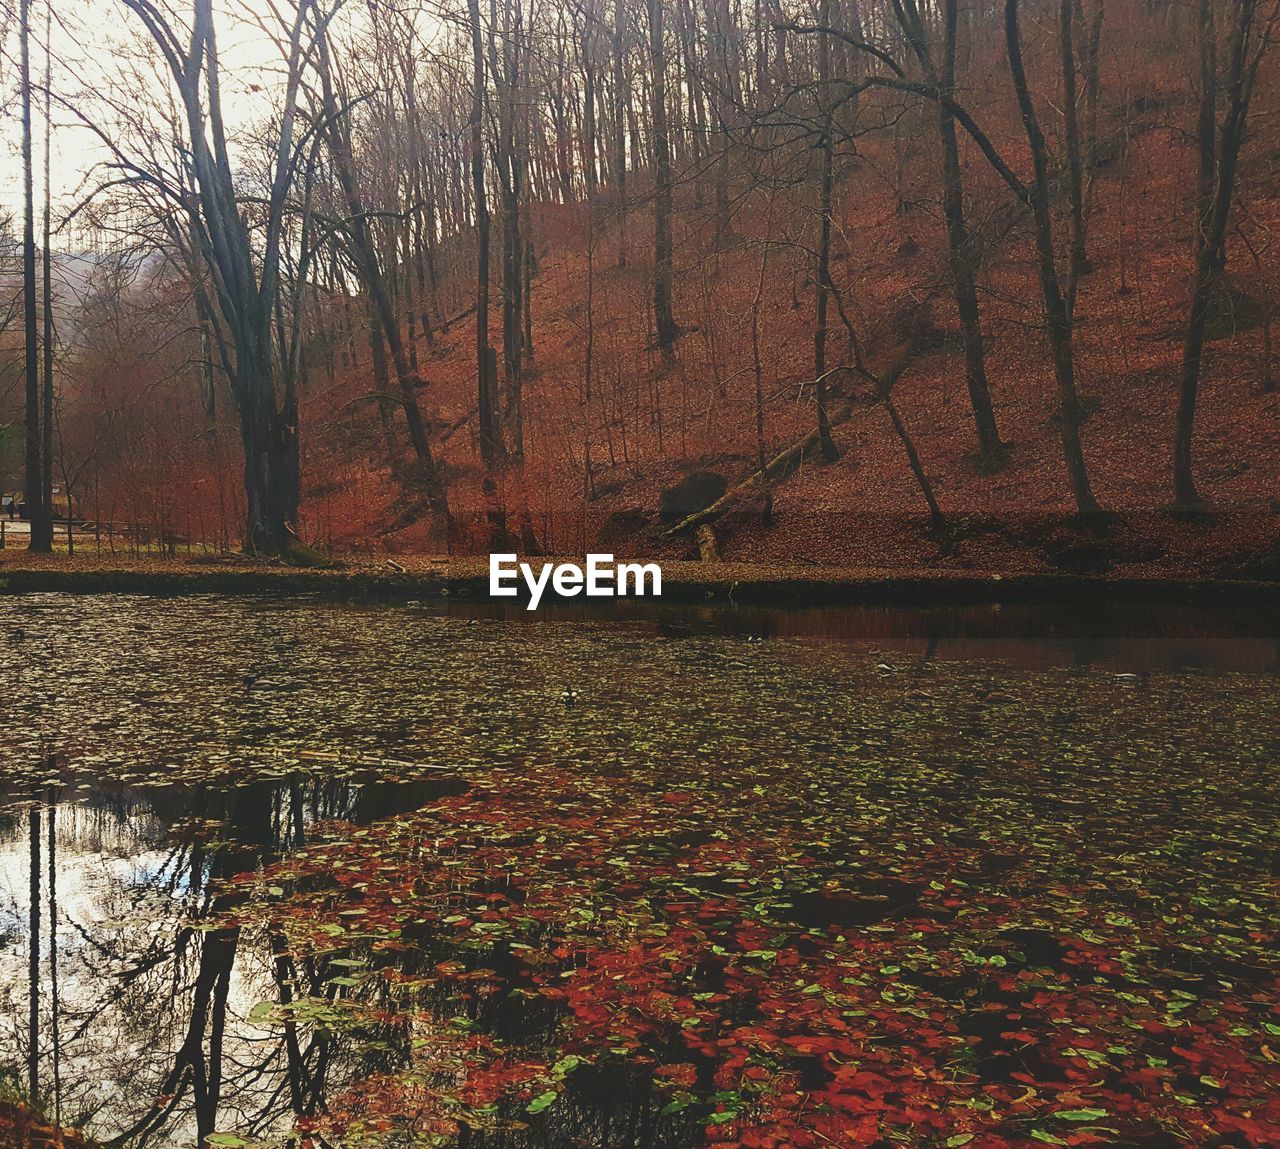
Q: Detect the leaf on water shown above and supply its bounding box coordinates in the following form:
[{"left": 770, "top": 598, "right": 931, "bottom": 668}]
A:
[
  {"left": 525, "top": 1090, "right": 558, "bottom": 1114},
  {"left": 1054, "top": 1108, "right": 1108, "bottom": 1121}
]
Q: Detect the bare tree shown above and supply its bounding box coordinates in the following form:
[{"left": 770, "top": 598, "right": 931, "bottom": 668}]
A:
[
  {"left": 21, "top": 0, "right": 51, "bottom": 550},
  {"left": 811, "top": 0, "right": 839, "bottom": 463},
  {"left": 1173, "top": 0, "right": 1277, "bottom": 508},
  {"left": 313, "top": 21, "right": 450, "bottom": 515},
  {"left": 1005, "top": 0, "right": 1098, "bottom": 513},
  {"left": 105, "top": 0, "right": 323, "bottom": 552},
  {"left": 648, "top": 0, "right": 678, "bottom": 358},
  {"left": 470, "top": 0, "right": 502, "bottom": 465}
]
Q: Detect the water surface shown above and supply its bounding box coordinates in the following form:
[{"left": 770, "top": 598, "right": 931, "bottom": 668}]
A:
[{"left": 1, "top": 593, "right": 1276, "bottom": 1147}]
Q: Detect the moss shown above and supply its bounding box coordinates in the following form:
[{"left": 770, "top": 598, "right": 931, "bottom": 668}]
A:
[{"left": 280, "top": 541, "right": 342, "bottom": 569}]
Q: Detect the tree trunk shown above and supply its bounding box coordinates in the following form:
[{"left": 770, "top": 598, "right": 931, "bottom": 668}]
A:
[
  {"left": 316, "top": 28, "right": 449, "bottom": 514},
  {"left": 1060, "top": 0, "right": 1088, "bottom": 311},
  {"left": 238, "top": 354, "right": 300, "bottom": 553},
  {"left": 885, "top": 397, "right": 945, "bottom": 532},
  {"left": 751, "top": 219, "right": 772, "bottom": 524},
  {"left": 20, "top": 0, "right": 50, "bottom": 552},
  {"left": 937, "top": 0, "right": 1003, "bottom": 462},
  {"left": 813, "top": 0, "right": 838, "bottom": 462},
  {"left": 471, "top": 0, "right": 502, "bottom": 464},
  {"left": 1174, "top": 0, "right": 1264, "bottom": 507},
  {"left": 367, "top": 299, "right": 401, "bottom": 475},
  {"left": 614, "top": 0, "right": 628, "bottom": 267},
  {"left": 649, "top": 0, "right": 678, "bottom": 357},
  {"left": 888, "top": 0, "right": 1003, "bottom": 461},
  {"left": 1006, "top": 0, "right": 1098, "bottom": 514},
  {"left": 492, "top": 0, "right": 525, "bottom": 458},
  {"left": 710, "top": 0, "right": 737, "bottom": 250},
  {"left": 696, "top": 523, "right": 720, "bottom": 562},
  {"left": 41, "top": 3, "right": 55, "bottom": 548}
]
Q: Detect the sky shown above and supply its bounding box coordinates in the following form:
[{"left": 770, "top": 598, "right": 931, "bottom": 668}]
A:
[{"left": 0, "top": 0, "right": 300, "bottom": 235}]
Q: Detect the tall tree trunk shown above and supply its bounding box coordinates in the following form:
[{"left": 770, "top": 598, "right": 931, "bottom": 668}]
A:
[
  {"left": 1006, "top": 0, "right": 1098, "bottom": 513},
  {"left": 613, "top": 0, "right": 628, "bottom": 267},
  {"left": 649, "top": 0, "right": 678, "bottom": 357},
  {"left": 582, "top": 6, "right": 599, "bottom": 198},
  {"left": 1174, "top": 0, "right": 1265, "bottom": 507},
  {"left": 367, "top": 298, "right": 401, "bottom": 475},
  {"left": 470, "top": 0, "right": 502, "bottom": 465},
  {"left": 1060, "top": 0, "right": 1088, "bottom": 312},
  {"left": 889, "top": 0, "right": 1003, "bottom": 461},
  {"left": 492, "top": 0, "right": 525, "bottom": 458},
  {"left": 1078, "top": 0, "right": 1104, "bottom": 220},
  {"left": 937, "top": 0, "right": 1003, "bottom": 462},
  {"left": 21, "top": 0, "right": 49, "bottom": 552},
  {"left": 1192, "top": 0, "right": 1218, "bottom": 277},
  {"left": 813, "top": 0, "right": 838, "bottom": 462},
  {"left": 122, "top": 0, "right": 309, "bottom": 553},
  {"left": 710, "top": 0, "right": 738, "bottom": 250},
  {"left": 41, "top": 0, "right": 55, "bottom": 546},
  {"left": 316, "top": 33, "right": 449, "bottom": 511},
  {"left": 751, "top": 217, "right": 772, "bottom": 524},
  {"left": 237, "top": 348, "right": 300, "bottom": 553}
]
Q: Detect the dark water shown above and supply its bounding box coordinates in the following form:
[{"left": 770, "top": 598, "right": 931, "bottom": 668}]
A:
[{"left": 0, "top": 592, "right": 1276, "bottom": 1146}]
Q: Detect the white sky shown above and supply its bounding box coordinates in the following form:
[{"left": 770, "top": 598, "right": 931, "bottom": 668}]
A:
[{"left": 0, "top": 0, "right": 344, "bottom": 237}]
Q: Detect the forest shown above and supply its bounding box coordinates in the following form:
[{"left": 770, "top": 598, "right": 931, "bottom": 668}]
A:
[
  {"left": 0, "top": 0, "right": 1275, "bottom": 571},
  {"left": 1, "top": 3, "right": 1280, "bottom": 1149}
]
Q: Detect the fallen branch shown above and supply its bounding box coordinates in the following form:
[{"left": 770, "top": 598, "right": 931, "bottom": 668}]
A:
[{"left": 663, "top": 396, "right": 855, "bottom": 536}]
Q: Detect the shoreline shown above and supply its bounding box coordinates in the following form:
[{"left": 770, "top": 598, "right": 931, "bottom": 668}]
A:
[{"left": 2, "top": 553, "right": 1278, "bottom": 609}]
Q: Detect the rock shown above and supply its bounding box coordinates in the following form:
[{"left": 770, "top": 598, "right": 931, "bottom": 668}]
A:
[
  {"left": 659, "top": 471, "right": 728, "bottom": 524},
  {"left": 599, "top": 508, "right": 653, "bottom": 545}
]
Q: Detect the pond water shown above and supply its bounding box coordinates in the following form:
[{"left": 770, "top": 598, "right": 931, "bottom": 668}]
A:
[{"left": 0, "top": 593, "right": 1277, "bottom": 1148}]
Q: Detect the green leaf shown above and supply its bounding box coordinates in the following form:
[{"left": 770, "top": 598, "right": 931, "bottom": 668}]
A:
[
  {"left": 1030, "top": 1132, "right": 1069, "bottom": 1146},
  {"left": 526, "top": 1090, "right": 558, "bottom": 1114},
  {"left": 1054, "top": 1108, "right": 1108, "bottom": 1121},
  {"left": 552, "top": 1054, "right": 583, "bottom": 1078},
  {"left": 946, "top": 1135, "right": 975, "bottom": 1147}
]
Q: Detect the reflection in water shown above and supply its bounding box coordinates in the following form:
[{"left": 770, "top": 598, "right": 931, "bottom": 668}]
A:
[
  {"left": 0, "top": 775, "right": 460, "bottom": 1146},
  {"left": 456, "top": 596, "right": 1280, "bottom": 673},
  {"left": 0, "top": 592, "right": 1276, "bottom": 1146}
]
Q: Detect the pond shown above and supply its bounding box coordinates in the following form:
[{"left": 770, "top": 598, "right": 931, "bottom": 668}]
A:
[{"left": 1, "top": 592, "right": 1278, "bottom": 1148}]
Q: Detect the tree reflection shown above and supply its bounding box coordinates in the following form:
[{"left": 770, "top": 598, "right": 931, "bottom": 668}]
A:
[{"left": 0, "top": 774, "right": 439, "bottom": 1147}]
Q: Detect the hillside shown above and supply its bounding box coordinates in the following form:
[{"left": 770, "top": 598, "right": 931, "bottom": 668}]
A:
[{"left": 297, "top": 32, "right": 1280, "bottom": 577}]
